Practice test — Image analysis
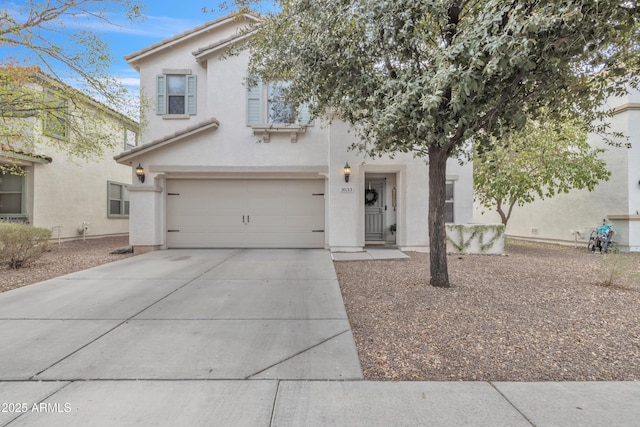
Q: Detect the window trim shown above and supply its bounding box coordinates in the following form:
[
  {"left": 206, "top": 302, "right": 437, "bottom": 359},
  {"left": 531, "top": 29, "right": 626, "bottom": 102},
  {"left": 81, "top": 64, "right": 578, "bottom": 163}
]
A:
[
  {"left": 0, "top": 170, "right": 25, "bottom": 216},
  {"left": 156, "top": 70, "right": 196, "bottom": 117},
  {"left": 107, "top": 181, "right": 130, "bottom": 218},
  {"left": 246, "top": 78, "right": 313, "bottom": 127},
  {"left": 445, "top": 180, "right": 455, "bottom": 223}
]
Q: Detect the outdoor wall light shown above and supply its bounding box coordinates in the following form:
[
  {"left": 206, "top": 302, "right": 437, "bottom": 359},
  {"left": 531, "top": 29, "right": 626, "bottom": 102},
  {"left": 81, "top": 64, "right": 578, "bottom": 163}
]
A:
[
  {"left": 135, "top": 163, "right": 145, "bottom": 183},
  {"left": 344, "top": 162, "right": 351, "bottom": 182}
]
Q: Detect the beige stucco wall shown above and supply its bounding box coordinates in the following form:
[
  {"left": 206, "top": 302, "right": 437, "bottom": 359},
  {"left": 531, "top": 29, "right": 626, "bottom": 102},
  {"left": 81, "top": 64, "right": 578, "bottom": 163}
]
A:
[{"left": 29, "top": 137, "right": 132, "bottom": 241}]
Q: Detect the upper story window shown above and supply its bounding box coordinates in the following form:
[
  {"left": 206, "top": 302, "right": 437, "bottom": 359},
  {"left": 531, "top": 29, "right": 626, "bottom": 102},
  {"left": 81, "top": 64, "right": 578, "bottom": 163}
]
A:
[
  {"left": 43, "top": 91, "right": 68, "bottom": 140},
  {"left": 124, "top": 128, "right": 137, "bottom": 151},
  {"left": 267, "top": 82, "right": 296, "bottom": 124},
  {"left": 247, "top": 79, "right": 312, "bottom": 126},
  {"left": 156, "top": 69, "right": 196, "bottom": 117}
]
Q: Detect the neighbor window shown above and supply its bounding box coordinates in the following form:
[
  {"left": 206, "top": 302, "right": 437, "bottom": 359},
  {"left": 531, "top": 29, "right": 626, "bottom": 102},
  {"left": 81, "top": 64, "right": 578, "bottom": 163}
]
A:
[
  {"left": 156, "top": 70, "right": 196, "bottom": 116},
  {"left": 445, "top": 181, "right": 454, "bottom": 223},
  {"left": 246, "top": 79, "right": 312, "bottom": 126},
  {"left": 0, "top": 171, "right": 24, "bottom": 215},
  {"left": 124, "top": 128, "right": 137, "bottom": 150},
  {"left": 43, "top": 92, "right": 68, "bottom": 139},
  {"left": 108, "top": 181, "right": 129, "bottom": 217}
]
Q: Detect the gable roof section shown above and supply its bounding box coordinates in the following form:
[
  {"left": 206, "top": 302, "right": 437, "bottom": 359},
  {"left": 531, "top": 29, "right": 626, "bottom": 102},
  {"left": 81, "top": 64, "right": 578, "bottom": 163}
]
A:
[
  {"left": 114, "top": 117, "right": 220, "bottom": 163},
  {"left": 125, "top": 12, "right": 261, "bottom": 69},
  {"left": 192, "top": 28, "right": 259, "bottom": 64}
]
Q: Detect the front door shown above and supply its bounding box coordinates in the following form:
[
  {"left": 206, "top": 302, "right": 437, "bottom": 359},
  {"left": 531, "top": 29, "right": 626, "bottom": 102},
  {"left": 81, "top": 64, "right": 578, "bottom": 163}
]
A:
[{"left": 364, "top": 178, "right": 385, "bottom": 241}]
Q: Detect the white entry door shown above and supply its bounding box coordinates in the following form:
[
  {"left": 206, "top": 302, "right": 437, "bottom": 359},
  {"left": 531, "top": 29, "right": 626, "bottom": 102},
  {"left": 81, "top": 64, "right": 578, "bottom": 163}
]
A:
[
  {"left": 364, "top": 178, "right": 385, "bottom": 241},
  {"left": 166, "top": 179, "right": 325, "bottom": 248}
]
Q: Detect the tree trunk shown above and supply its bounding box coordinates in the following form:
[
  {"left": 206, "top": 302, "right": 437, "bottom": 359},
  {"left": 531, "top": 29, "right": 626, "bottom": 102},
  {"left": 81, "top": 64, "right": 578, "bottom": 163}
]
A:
[
  {"left": 428, "top": 146, "right": 450, "bottom": 288},
  {"left": 496, "top": 198, "right": 514, "bottom": 226}
]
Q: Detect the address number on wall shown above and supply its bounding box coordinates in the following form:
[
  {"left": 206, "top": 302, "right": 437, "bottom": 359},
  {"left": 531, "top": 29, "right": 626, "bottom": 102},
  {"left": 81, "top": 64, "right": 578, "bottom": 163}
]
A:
[{"left": 340, "top": 187, "right": 354, "bottom": 193}]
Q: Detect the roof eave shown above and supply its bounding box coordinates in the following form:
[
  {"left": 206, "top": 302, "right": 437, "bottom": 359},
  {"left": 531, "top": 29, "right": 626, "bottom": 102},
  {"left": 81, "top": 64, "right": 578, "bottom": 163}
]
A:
[
  {"left": 115, "top": 118, "right": 220, "bottom": 164},
  {"left": 193, "top": 30, "right": 258, "bottom": 64},
  {"left": 125, "top": 12, "right": 261, "bottom": 67}
]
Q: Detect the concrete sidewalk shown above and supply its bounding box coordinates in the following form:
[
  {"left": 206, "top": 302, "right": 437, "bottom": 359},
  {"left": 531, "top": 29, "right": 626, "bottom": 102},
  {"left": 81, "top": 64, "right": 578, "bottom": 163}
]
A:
[{"left": 1, "top": 249, "right": 639, "bottom": 426}]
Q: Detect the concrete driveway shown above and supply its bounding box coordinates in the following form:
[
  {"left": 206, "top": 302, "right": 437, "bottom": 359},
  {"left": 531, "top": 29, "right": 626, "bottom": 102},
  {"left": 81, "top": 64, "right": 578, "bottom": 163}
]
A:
[{"left": 0, "top": 249, "right": 363, "bottom": 426}]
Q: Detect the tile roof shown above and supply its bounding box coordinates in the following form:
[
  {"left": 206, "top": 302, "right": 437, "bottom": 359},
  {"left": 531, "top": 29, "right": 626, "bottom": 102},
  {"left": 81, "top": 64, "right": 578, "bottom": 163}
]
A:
[
  {"left": 0, "top": 145, "right": 53, "bottom": 164},
  {"left": 124, "top": 12, "right": 261, "bottom": 66}
]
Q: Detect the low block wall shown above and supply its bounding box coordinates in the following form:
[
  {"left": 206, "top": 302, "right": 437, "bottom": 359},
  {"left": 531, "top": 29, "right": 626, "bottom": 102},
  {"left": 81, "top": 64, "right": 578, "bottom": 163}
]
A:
[{"left": 446, "top": 224, "right": 505, "bottom": 254}]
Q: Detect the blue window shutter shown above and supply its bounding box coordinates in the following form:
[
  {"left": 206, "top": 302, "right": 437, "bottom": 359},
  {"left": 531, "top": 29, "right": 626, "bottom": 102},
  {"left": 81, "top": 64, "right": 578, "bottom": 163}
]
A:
[
  {"left": 186, "top": 75, "right": 197, "bottom": 115},
  {"left": 156, "top": 75, "right": 167, "bottom": 115},
  {"left": 246, "top": 79, "right": 262, "bottom": 125}
]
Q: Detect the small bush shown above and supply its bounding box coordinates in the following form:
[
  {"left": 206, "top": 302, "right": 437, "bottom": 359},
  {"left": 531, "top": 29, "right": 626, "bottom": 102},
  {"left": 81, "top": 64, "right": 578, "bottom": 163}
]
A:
[
  {"left": 598, "top": 252, "right": 640, "bottom": 288},
  {"left": 0, "top": 223, "right": 51, "bottom": 269}
]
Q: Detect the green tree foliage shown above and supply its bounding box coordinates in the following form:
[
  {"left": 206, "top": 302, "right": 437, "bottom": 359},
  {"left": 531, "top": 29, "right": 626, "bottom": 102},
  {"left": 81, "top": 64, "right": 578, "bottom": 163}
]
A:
[
  {"left": 0, "top": 1, "right": 143, "bottom": 161},
  {"left": 474, "top": 116, "right": 611, "bottom": 226},
  {"left": 227, "top": 0, "right": 639, "bottom": 287}
]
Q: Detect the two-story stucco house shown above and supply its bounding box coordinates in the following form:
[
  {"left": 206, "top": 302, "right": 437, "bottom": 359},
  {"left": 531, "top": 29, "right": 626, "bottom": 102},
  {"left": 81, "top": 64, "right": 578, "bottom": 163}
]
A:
[
  {"left": 115, "top": 13, "right": 474, "bottom": 253},
  {"left": 0, "top": 68, "right": 137, "bottom": 240}
]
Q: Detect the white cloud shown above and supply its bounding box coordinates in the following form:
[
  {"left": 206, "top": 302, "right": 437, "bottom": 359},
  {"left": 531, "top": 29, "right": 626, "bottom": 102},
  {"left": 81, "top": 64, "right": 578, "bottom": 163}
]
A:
[
  {"left": 117, "top": 77, "right": 140, "bottom": 87},
  {"left": 116, "top": 15, "right": 203, "bottom": 38},
  {"left": 59, "top": 11, "right": 203, "bottom": 39}
]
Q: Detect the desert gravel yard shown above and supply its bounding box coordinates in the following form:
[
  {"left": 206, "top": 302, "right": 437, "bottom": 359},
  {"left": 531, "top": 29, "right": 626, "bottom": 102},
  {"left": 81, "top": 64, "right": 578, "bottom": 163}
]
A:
[
  {"left": 0, "top": 236, "right": 134, "bottom": 293},
  {"left": 335, "top": 240, "right": 640, "bottom": 382},
  {"left": 2, "top": 237, "right": 639, "bottom": 382}
]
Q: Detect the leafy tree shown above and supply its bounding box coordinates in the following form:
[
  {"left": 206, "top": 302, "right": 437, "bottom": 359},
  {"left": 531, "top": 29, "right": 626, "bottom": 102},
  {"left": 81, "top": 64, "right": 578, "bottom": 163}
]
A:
[
  {"left": 0, "top": 1, "right": 143, "bottom": 162},
  {"left": 228, "top": 0, "right": 639, "bottom": 287},
  {"left": 474, "top": 116, "right": 612, "bottom": 226}
]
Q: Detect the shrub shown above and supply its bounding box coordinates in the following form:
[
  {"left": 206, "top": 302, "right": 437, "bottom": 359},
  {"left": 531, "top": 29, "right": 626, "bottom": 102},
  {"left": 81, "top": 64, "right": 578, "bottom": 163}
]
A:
[
  {"left": 598, "top": 252, "right": 640, "bottom": 288},
  {"left": 0, "top": 223, "right": 51, "bottom": 269}
]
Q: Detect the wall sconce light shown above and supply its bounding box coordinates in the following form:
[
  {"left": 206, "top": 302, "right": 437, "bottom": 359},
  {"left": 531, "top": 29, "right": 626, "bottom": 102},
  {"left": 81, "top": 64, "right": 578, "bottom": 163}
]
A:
[
  {"left": 135, "top": 163, "right": 145, "bottom": 183},
  {"left": 343, "top": 162, "right": 351, "bottom": 183}
]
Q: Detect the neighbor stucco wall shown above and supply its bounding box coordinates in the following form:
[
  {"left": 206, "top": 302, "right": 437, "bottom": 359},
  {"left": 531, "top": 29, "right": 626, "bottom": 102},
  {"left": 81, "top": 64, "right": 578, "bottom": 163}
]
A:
[
  {"left": 473, "top": 91, "right": 640, "bottom": 251},
  {"left": 30, "top": 140, "right": 132, "bottom": 240}
]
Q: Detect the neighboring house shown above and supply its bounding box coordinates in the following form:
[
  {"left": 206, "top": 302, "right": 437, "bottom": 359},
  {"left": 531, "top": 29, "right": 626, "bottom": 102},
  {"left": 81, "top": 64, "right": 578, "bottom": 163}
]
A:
[
  {"left": 115, "top": 13, "right": 474, "bottom": 253},
  {"left": 0, "top": 68, "right": 137, "bottom": 240},
  {"left": 473, "top": 90, "right": 640, "bottom": 252}
]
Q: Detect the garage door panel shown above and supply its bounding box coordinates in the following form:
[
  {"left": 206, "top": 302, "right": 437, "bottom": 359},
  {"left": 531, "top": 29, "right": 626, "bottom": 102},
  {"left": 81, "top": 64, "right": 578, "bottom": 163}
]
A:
[
  {"left": 167, "top": 232, "right": 247, "bottom": 248},
  {"left": 285, "top": 215, "right": 324, "bottom": 229},
  {"left": 169, "top": 215, "right": 246, "bottom": 233},
  {"left": 166, "top": 179, "right": 324, "bottom": 248}
]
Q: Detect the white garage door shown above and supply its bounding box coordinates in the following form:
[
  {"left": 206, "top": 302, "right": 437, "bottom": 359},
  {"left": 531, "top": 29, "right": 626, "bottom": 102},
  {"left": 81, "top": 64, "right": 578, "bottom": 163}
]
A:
[{"left": 166, "top": 179, "right": 325, "bottom": 248}]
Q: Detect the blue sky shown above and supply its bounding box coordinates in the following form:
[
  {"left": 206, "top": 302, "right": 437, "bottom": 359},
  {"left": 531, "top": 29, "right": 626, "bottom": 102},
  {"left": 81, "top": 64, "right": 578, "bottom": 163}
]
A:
[
  {"left": 2, "top": 1, "right": 275, "bottom": 97},
  {"left": 107, "top": 3, "right": 228, "bottom": 88}
]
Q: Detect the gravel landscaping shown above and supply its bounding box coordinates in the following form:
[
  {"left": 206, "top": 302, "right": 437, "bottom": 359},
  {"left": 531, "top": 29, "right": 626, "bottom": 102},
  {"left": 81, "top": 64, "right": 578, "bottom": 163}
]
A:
[
  {"left": 0, "top": 236, "right": 134, "bottom": 293},
  {"left": 2, "top": 236, "right": 639, "bottom": 382},
  {"left": 335, "top": 240, "right": 640, "bottom": 381}
]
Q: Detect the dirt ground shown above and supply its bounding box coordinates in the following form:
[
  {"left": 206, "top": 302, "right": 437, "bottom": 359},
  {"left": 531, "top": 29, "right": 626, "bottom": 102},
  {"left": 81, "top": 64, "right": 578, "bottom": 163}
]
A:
[{"left": 335, "top": 240, "right": 640, "bottom": 381}]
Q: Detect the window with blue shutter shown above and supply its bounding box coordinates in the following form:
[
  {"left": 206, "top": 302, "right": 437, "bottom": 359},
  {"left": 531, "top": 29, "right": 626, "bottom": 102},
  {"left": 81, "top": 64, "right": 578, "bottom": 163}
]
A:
[
  {"left": 156, "top": 71, "right": 196, "bottom": 116},
  {"left": 246, "top": 79, "right": 262, "bottom": 125},
  {"left": 247, "top": 78, "right": 314, "bottom": 126},
  {"left": 156, "top": 75, "right": 167, "bottom": 115},
  {"left": 186, "top": 75, "right": 197, "bottom": 115}
]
